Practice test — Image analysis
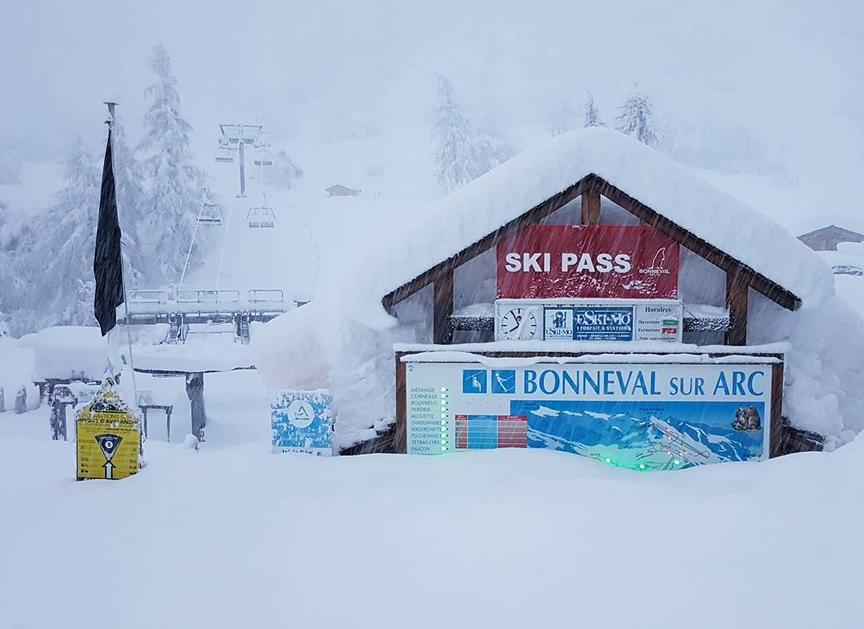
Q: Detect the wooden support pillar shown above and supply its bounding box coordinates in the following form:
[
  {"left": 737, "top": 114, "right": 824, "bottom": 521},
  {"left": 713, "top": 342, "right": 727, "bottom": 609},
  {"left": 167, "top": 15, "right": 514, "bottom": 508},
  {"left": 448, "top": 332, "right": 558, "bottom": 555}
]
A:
[
  {"left": 725, "top": 269, "right": 750, "bottom": 345},
  {"left": 580, "top": 187, "right": 601, "bottom": 225},
  {"left": 769, "top": 362, "right": 784, "bottom": 458},
  {"left": 433, "top": 268, "right": 454, "bottom": 344},
  {"left": 185, "top": 372, "right": 206, "bottom": 442},
  {"left": 394, "top": 353, "right": 407, "bottom": 454}
]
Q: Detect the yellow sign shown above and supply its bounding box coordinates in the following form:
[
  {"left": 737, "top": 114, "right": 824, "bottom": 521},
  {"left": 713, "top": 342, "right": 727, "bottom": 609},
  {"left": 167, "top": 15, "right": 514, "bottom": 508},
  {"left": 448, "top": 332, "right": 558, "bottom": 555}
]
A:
[{"left": 76, "top": 409, "right": 140, "bottom": 481}]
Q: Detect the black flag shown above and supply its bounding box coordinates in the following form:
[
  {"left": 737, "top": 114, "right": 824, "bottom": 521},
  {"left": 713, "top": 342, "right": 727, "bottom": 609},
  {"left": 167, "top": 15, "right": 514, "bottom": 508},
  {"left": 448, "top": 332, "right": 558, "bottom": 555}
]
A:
[{"left": 93, "top": 131, "right": 124, "bottom": 336}]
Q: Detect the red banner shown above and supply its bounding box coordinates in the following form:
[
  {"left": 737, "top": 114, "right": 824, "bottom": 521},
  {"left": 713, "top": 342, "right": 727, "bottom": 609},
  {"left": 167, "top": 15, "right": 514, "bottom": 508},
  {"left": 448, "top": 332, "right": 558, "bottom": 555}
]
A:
[{"left": 496, "top": 225, "right": 679, "bottom": 299}]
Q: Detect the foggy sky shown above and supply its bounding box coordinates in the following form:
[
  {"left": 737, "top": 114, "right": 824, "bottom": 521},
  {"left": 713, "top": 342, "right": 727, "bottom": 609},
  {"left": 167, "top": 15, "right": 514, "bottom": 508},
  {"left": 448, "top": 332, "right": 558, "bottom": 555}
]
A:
[{"left": 3, "top": 0, "right": 863, "bottom": 190}]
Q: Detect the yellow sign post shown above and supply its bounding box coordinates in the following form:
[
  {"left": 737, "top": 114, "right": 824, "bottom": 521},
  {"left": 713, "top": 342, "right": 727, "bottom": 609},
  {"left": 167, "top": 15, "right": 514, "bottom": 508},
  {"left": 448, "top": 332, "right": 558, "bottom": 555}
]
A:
[{"left": 76, "top": 407, "right": 140, "bottom": 481}]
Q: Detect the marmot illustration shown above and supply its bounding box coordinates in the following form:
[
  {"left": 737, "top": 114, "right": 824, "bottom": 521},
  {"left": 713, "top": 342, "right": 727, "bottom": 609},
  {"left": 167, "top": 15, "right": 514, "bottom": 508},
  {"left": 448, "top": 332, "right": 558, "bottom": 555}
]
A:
[{"left": 731, "top": 406, "right": 762, "bottom": 432}]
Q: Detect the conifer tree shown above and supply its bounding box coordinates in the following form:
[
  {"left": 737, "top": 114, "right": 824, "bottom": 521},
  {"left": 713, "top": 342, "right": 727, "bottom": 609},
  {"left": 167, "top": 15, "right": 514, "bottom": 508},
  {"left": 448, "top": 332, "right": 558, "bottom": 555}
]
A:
[
  {"left": 264, "top": 150, "right": 303, "bottom": 189},
  {"left": 550, "top": 99, "right": 577, "bottom": 136},
  {"left": 617, "top": 88, "right": 658, "bottom": 146},
  {"left": 583, "top": 93, "right": 605, "bottom": 128},
  {"left": 31, "top": 140, "right": 102, "bottom": 326},
  {"left": 433, "top": 74, "right": 510, "bottom": 192},
  {"left": 111, "top": 115, "right": 146, "bottom": 288},
  {"left": 138, "top": 45, "right": 205, "bottom": 285}
]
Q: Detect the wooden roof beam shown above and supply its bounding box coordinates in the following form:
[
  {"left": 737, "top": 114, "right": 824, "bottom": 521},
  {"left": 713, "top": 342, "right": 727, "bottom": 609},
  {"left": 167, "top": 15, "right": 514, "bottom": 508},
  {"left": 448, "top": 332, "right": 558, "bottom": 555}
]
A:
[
  {"left": 594, "top": 179, "right": 801, "bottom": 311},
  {"left": 383, "top": 176, "right": 594, "bottom": 311}
]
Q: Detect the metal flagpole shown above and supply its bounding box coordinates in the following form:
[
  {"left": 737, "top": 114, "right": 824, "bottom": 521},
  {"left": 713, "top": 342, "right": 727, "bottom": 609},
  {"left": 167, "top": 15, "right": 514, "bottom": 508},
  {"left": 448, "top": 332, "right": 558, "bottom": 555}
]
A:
[{"left": 104, "top": 102, "right": 141, "bottom": 426}]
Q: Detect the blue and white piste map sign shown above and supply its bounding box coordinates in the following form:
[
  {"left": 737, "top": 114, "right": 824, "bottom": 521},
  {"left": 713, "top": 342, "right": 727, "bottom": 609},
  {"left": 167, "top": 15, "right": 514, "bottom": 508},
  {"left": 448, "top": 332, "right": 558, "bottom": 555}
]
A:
[{"left": 405, "top": 358, "right": 774, "bottom": 470}]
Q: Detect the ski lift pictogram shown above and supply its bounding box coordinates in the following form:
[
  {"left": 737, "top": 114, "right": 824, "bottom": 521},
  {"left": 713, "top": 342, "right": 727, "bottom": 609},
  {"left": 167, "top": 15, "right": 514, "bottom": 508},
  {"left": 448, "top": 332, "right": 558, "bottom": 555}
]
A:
[{"left": 247, "top": 206, "right": 275, "bottom": 228}]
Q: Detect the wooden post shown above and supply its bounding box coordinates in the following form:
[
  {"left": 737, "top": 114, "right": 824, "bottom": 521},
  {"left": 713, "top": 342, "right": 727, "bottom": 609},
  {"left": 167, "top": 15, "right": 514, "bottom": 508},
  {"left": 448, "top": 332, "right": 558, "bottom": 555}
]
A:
[
  {"left": 394, "top": 353, "right": 407, "bottom": 453},
  {"left": 725, "top": 269, "right": 749, "bottom": 345},
  {"left": 580, "top": 187, "right": 601, "bottom": 225},
  {"left": 769, "top": 362, "right": 784, "bottom": 458},
  {"left": 433, "top": 268, "right": 454, "bottom": 344}
]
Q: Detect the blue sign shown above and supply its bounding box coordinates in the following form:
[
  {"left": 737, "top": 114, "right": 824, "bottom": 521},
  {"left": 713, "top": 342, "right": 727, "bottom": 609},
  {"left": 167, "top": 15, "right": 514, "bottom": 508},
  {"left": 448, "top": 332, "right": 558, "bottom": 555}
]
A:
[
  {"left": 405, "top": 360, "right": 774, "bottom": 469},
  {"left": 271, "top": 390, "right": 333, "bottom": 456},
  {"left": 462, "top": 370, "right": 487, "bottom": 394},
  {"left": 491, "top": 370, "right": 516, "bottom": 394},
  {"left": 571, "top": 306, "right": 633, "bottom": 341}
]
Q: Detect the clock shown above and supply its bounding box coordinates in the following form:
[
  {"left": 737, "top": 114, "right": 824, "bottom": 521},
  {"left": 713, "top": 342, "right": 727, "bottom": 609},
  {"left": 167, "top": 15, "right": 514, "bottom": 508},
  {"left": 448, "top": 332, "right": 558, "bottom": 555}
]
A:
[{"left": 498, "top": 306, "right": 540, "bottom": 341}]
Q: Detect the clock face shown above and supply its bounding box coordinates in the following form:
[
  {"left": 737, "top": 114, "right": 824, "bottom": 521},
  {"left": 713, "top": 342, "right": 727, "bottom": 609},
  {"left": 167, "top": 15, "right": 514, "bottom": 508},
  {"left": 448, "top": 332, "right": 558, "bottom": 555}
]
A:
[{"left": 498, "top": 307, "right": 539, "bottom": 340}]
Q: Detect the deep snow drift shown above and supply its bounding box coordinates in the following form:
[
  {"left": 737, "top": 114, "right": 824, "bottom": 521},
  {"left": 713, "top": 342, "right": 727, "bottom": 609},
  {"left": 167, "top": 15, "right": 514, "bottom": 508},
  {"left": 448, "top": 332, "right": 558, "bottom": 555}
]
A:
[{"left": 0, "top": 369, "right": 862, "bottom": 629}]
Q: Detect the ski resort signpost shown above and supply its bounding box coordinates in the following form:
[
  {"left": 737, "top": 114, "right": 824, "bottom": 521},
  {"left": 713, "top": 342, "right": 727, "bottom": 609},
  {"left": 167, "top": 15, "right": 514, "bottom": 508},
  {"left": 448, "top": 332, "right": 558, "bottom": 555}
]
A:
[
  {"left": 75, "top": 382, "right": 141, "bottom": 481},
  {"left": 353, "top": 166, "right": 821, "bottom": 462}
]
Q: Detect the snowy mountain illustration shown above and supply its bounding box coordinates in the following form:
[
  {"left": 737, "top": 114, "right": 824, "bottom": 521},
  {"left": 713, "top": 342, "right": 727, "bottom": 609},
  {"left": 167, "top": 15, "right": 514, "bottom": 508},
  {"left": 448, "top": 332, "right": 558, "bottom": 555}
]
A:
[{"left": 511, "top": 400, "right": 764, "bottom": 469}]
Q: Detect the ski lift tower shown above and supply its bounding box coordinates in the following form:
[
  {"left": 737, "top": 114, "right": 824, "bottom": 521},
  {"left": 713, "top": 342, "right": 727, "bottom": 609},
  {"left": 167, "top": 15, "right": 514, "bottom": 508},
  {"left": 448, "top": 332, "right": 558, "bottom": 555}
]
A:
[{"left": 216, "top": 123, "right": 268, "bottom": 198}]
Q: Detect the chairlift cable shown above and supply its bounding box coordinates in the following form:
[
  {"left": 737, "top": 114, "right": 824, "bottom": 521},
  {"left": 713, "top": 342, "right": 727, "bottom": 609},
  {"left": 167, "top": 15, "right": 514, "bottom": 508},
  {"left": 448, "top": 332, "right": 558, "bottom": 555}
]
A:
[
  {"left": 214, "top": 193, "right": 233, "bottom": 290},
  {"left": 176, "top": 188, "right": 208, "bottom": 294}
]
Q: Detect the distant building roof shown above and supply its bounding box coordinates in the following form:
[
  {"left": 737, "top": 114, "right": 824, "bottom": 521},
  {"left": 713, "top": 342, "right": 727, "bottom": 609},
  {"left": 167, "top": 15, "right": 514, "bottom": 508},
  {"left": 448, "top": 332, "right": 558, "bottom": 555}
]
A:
[
  {"left": 799, "top": 225, "right": 864, "bottom": 252},
  {"left": 325, "top": 185, "right": 360, "bottom": 197}
]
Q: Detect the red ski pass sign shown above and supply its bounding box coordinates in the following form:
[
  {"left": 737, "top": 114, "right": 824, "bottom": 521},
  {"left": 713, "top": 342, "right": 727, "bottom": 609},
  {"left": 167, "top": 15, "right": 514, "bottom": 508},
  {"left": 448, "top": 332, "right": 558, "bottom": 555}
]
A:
[{"left": 497, "top": 225, "right": 679, "bottom": 299}]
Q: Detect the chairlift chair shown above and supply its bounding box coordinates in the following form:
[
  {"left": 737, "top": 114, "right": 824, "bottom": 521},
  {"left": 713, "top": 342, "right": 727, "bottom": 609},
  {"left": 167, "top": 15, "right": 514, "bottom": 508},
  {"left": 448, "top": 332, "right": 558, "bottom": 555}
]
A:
[
  {"left": 247, "top": 206, "right": 275, "bottom": 229},
  {"left": 253, "top": 144, "right": 274, "bottom": 167},
  {"left": 214, "top": 144, "right": 235, "bottom": 163},
  {"left": 198, "top": 202, "right": 223, "bottom": 225}
]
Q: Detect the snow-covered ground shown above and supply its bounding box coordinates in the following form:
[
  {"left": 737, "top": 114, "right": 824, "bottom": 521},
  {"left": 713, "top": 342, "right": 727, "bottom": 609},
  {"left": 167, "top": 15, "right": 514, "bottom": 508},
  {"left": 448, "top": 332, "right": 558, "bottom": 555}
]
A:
[
  {"left": 1, "top": 368, "right": 862, "bottom": 629},
  {"left": 820, "top": 243, "right": 864, "bottom": 319}
]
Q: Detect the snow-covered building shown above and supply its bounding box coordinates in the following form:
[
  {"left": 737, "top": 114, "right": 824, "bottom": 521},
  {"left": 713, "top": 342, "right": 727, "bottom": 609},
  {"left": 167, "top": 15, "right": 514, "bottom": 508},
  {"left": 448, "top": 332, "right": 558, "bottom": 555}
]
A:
[
  {"left": 255, "top": 128, "right": 864, "bottom": 461},
  {"left": 799, "top": 224, "right": 864, "bottom": 252}
]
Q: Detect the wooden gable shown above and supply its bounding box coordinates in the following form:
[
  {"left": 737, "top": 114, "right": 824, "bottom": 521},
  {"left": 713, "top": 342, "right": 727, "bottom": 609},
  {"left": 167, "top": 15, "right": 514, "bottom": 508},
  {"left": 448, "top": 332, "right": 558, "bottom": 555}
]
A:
[{"left": 382, "top": 173, "right": 802, "bottom": 346}]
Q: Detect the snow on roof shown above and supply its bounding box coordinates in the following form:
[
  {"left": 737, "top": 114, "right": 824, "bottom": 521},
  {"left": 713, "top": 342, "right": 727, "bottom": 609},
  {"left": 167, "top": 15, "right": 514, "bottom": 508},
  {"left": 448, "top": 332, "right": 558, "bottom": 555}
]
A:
[
  {"left": 253, "top": 128, "right": 858, "bottom": 445},
  {"left": 323, "top": 127, "right": 832, "bottom": 324}
]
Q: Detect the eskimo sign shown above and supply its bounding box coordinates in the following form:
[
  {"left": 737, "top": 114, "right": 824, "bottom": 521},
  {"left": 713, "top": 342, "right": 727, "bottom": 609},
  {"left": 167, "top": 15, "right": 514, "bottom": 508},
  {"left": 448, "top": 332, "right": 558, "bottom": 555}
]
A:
[{"left": 497, "top": 225, "right": 680, "bottom": 299}]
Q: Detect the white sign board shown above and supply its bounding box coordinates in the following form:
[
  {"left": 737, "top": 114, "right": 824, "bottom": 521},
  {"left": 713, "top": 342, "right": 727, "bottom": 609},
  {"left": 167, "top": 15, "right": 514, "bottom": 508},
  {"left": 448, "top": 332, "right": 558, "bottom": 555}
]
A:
[
  {"left": 494, "top": 299, "right": 682, "bottom": 343},
  {"left": 404, "top": 357, "right": 773, "bottom": 470}
]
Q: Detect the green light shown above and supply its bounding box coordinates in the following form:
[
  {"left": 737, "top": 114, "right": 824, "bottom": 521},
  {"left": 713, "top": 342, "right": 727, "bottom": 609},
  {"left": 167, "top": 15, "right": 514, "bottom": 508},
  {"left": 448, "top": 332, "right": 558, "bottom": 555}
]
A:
[
  {"left": 604, "top": 457, "right": 612, "bottom": 464},
  {"left": 638, "top": 463, "right": 646, "bottom": 470},
  {"left": 673, "top": 459, "right": 681, "bottom": 466}
]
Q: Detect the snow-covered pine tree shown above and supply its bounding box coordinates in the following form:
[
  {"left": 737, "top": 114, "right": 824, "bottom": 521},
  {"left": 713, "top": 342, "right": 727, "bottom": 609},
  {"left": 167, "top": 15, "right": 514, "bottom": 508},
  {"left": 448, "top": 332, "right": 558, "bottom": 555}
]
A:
[
  {"left": 264, "top": 150, "right": 303, "bottom": 189},
  {"left": 0, "top": 151, "right": 20, "bottom": 185},
  {"left": 0, "top": 201, "right": 11, "bottom": 315},
  {"left": 138, "top": 45, "right": 205, "bottom": 286},
  {"left": 583, "top": 93, "right": 605, "bottom": 128},
  {"left": 28, "top": 139, "right": 102, "bottom": 327},
  {"left": 616, "top": 88, "right": 658, "bottom": 146},
  {"left": 549, "top": 99, "right": 577, "bottom": 136},
  {"left": 0, "top": 205, "right": 39, "bottom": 335},
  {"left": 111, "top": 115, "right": 146, "bottom": 289},
  {"left": 433, "top": 74, "right": 511, "bottom": 192}
]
